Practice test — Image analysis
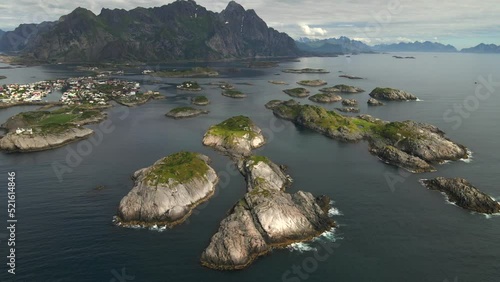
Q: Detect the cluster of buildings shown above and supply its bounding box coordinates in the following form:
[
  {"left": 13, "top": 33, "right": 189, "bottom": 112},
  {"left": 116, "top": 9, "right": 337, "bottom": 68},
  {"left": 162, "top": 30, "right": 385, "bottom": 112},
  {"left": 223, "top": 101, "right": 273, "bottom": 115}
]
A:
[
  {"left": 61, "top": 77, "right": 141, "bottom": 106},
  {"left": 0, "top": 80, "right": 64, "bottom": 103}
]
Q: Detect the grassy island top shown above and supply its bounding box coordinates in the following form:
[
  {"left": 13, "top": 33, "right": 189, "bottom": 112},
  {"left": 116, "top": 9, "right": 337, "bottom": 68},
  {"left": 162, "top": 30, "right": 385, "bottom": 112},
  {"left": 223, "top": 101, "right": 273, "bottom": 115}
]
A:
[
  {"left": 178, "top": 81, "right": 201, "bottom": 89},
  {"left": 247, "top": 155, "right": 271, "bottom": 167},
  {"left": 272, "top": 100, "right": 426, "bottom": 142},
  {"left": 13, "top": 106, "right": 103, "bottom": 134},
  {"left": 144, "top": 152, "right": 210, "bottom": 185},
  {"left": 168, "top": 106, "right": 199, "bottom": 114},
  {"left": 192, "top": 96, "right": 209, "bottom": 103},
  {"left": 370, "top": 87, "right": 397, "bottom": 95},
  {"left": 207, "top": 116, "right": 259, "bottom": 138},
  {"left": 283, "top": 88, "right": 308, "bottom": 94},
  {"left": 222, "top": 89, "right": 245, "bottom": 96},
  {"left": 153, "top": 67, "right": 219, "bottom": 78}
]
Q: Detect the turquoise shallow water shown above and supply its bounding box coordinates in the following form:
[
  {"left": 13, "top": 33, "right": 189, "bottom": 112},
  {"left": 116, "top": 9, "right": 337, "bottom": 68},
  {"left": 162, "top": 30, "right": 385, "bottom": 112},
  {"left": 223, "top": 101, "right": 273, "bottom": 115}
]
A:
[{"left": 0, "top": 53, "right": 499, "bottom": 282}]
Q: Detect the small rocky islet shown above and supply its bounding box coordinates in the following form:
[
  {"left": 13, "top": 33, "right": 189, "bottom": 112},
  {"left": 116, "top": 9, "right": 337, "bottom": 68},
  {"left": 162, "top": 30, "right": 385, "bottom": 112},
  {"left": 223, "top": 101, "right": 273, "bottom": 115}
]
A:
[
  {"left": 0, "top": 106, "right": 106, "bottom": 152},
  {"left": 320, "top": 84, "right": 364, "bottom": 94},
  {"left": 297, "top": 79, "right": 327, "bottom": 87},
  {"left": 191, "top": 95, "right": 210, "bottom": 106},
  {"left": 421, "top": 177, "right": 500, "bottom": 214},
  {"left": 369, "top": 87, "right": 418, "bottom": 101},
  {"left": 177, "top": 81, "right": 202, "bottom": 91},
  {"left": 165, "top": 107, "right": 209, "bottom": 119},
  {"left": 115, "top": 151, "right": 219, "bottom": 228},
  {"left": 266, "top": 99, "right": 468, "bottom": 173},
  {"left": 283, "top": 87, "right": 310, "bottom": 98},
  {"left": 222, "top": 89, "right": 247, "bottom": 98},
  {"left": 202, "top": 116, "right": 265, "bottom": 156},
  {"left": 308, "top": 93, "right": 342, "bottom": 104}
]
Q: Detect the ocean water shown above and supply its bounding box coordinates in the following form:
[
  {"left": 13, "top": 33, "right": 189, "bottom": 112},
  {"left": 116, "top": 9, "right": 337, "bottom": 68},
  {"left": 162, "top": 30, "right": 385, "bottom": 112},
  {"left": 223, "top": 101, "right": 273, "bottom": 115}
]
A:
[{"left": 0, "top": 53, "right": 499, "bottom": 282}]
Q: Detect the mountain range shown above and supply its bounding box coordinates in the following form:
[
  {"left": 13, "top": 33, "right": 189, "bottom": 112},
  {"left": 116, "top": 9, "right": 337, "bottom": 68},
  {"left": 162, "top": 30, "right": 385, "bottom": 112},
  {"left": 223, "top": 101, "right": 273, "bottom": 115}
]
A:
[
  {"left": 1, "top": 1, "right": 499, "bottom": 62},
  {"left": 0, "top": 0, "right": 299, "bottom": 63}
]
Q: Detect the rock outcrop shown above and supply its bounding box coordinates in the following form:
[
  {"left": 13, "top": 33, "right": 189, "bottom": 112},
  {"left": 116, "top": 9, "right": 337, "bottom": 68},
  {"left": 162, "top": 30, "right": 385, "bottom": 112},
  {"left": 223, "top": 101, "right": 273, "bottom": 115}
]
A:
[
  {"left": 320, "top": 84, "right": 364, "bottom": 93},
  {"left": 200, "top": 156, "right": 334, "bottom": 270},
  {"left": 0, "top": 128, "right": 93, "bottom": 152},
  {"left": 367, "top": 98, "right": 384, "bottom": 106},
  {"left": 421, "top": 177, "right": 500, "bottom": 214},
  {"left": 202, "top": 116, "right": 265, "bottom": 156},
  {"left": 297, "top": 80, "right": 327, "bottom": 87},
  {"left": 369, "top": 87, "right": 418, "bottom": 101},
  {"left": 283, "top": 87, "right": 310, "bottom": 98},
  {"left": 266, "top": 100, "right": 468, "bottom": 172},
  {"left": 308, "top": 93, "right": 342, "bottom": 104},
  {"left": 336, "top": 107, "right": 360, "bottom": 113},
  {"left": 191, "top": 96, "right": 210, "bottom": 106},
  {"left": 166, "top": 107, "right": 209, "bottom": 119},
  {"left": 115, "top": 152, "right": 219, "bottom": 227},
  {"left": 342, "top": 99, "right": 358, "bottom": 106}
]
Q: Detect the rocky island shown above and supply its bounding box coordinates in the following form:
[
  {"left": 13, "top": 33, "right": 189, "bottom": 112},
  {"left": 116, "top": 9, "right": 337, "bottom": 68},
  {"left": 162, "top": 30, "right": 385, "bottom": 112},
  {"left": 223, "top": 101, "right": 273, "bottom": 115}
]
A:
[
  {"left": 202, "top": 116, "right": 265, "bottom": 156},
  {"left": 282, "top": 68, "right": 330, "bottom": 74},
  {"left": 283, "top": 87, "right": 310, "bottom": 98},
  {"left": 320, "top": 84, "right": 364, "bottom": 93},
  {"left": 222, "top": 89, "right": 247, "bottom": 98},
  {"left": 266, "top": 100, "right": 468, "bottom": 172},
  {"left": 165, "top": 107, "right": 209, "bottom": 119},
  {"left": 177, "top": 81, "right": 202, "bottom": 91},
  {"left": 342, "top": 99, "right": 358, "bottom": 106},
  {"left": 308, "top": 93, "right": 342, "bottom": 104},
  {"left": 191, "top": 96, "right": 210, "bottom": 106},
  {"left": 297, "top": 80, "right": 328, "bottom": 87},
  {"left": 336, "top": 107, "right": 360, "bottom": 113},
  {"left": 151, "top": 67, "right": 219, "bottom": 78},
  {"left": 421, "top": 177, "right": 500, "bottom": 214},
  {"left": 115, "top": 152, "right": 219, "bottom": 228},
  {"left": 369, "top": 87, "right": 418, "bottom": 101},
  {"left": 367, "top": 98, "right": 385, "bottom": 106},
  {"left": 339, "top": 75, "right": 363, "bottom": 79},
  {"left": 201, "top": 155, "right": 335, "bottom": 270},
  {"left": 0, "top": 106, "right": 106, "bottom": 152},
  {"left": 0, "top": 75, "right": 6, "bottom": 80},
  {"left": 268, "top": 80, "right": 288, "bottom": 85}
]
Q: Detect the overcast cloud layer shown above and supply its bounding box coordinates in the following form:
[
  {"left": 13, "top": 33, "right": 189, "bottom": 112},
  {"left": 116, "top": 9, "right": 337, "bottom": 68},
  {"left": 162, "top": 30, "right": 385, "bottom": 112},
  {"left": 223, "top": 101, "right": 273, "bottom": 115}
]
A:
[{"left": 0, "top": 0, "right": 499, "bottom": 48}]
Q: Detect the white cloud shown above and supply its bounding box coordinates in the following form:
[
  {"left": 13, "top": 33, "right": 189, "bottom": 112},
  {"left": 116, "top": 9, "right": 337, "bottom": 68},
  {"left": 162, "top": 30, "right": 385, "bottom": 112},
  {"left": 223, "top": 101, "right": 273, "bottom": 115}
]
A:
[{"left": 299, "top": 24, "right": 327, "bottom": 37}]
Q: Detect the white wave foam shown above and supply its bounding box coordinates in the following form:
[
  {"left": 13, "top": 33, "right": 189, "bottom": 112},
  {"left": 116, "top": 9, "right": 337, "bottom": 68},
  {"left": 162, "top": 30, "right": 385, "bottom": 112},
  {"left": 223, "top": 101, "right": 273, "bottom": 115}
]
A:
[
  {"left": 460, "top": 150, "right": 473, "bottom": 163},
  {"left": 416, "top": 98, "right": 423, "bottom": 102},
  {"left": 328, "top": 207, "right": 343, "bottom": 216},
  {"left": 287, "top": 242, "right": 318, "bottom": 253}
]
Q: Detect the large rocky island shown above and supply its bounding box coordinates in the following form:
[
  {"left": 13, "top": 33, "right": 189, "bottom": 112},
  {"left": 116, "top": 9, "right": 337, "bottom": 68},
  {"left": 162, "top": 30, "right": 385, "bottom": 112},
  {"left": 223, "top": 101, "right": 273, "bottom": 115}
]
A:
[
  {"left": 202, "top": 116, "right": 265, "bottom": 156},
  {"left": 421, "top": 177, "right": 500, "bottom": 214},
  {"left": 115, "top": 152, "right": 219, "bottom": 228},
  {"left": 200, "top": 155, "right": 335, "bottom": 270},
  {"left": 320, "top": 84, "right": 364, "bottom": 93},
  {"left": 0, "top": 106, "right": 105, "bottom": 152},
  {"left": 369, "top": 87, "right": 418, "bottom": 101},
  {"left": 266, "top": 100, "right": 468, "bottom": 173}
]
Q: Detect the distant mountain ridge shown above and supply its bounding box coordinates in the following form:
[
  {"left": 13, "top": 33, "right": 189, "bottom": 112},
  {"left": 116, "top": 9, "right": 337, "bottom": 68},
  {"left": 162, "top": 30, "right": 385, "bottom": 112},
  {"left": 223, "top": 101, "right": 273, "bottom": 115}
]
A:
[
  {"left": 372, "top": 41, "right": 458, "bottom": 52},
  {"left": 296, "top": 36, "right": 373, "bottom": 55},
  {"left": 461, "top": 43, "right": 500, "bottom": 53},
  {"left": 0, "top": 0, "right": 300, "bottom": 62},
  {"left": 0, "top": 29, "right": 4, "bottom": 40}
]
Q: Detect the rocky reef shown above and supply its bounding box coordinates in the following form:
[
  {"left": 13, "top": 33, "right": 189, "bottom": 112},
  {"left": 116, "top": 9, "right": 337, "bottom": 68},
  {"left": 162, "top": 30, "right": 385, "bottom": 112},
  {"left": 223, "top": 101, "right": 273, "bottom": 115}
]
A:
[
  {"left": 421, "top": 177, "right": 500, "bottom": 214},
  {"left": 342, "top": 99, "right": 358, "bottom": 106},
  {"left": 367, "top": 98, "right": 384, "bottom": 106},
  {"left": 266, "top": 100, "right": 468, "bottom": 172},
  {"left": 369, "top": 87, "right": 418, "bottom": 101},
  {"left": 282, "top": 68, "right": 329, "bottom": 74},
  {"left": 115, "top": 152, "right": 219, "bottom": 227},
  {"left": 200, "top": 155, "right": 335, "bottom": 270},
  {"left": 297, "top": 80, "right": 327, "bottom": 87},
  {"left": 320, "top": 84, "right": 364, "bottom": 93},
  {"left": 222, "top": 89, "right": 247, "bottom": 98},
  {"left": 0, "top": 106, "right": 106, "bottom": 152},
  {"left": 309, "top": 93, "right": 342, "bottom": 104},
  {"left": 202, "top": 116, "right": 265, "bottom": 156},
  {"left": 191, "top": 96, "right": 210, "bottom": 106},
  {"left": 283, "top": 87, "right": 310, "bottom": 98},
  {"left": 165, "top": 107, "right": 209, "bottom": 119},
  {"left": 336, "top": 107, "right": 360, "bottom": 113}
]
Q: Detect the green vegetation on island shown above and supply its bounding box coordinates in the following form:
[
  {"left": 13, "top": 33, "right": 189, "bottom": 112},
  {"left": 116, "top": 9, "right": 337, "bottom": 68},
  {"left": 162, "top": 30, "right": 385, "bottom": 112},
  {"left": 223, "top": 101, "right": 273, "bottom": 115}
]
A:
[
  {"left": 152, "top": 67, "right": 219, "bottom": 78},
  {"left": 297, "top": 80, "right": 327, "bottom": 87},
  {"left": 283, "top": 87, "right": 310, "bottom": 98},
  {"left": 222, "top": 89, "right": 247, "bottom": 98},
  {"left": 166, "top": 106, "right": 209, "bottom": 119},
  {"left": 206, "top": 116, "right": 258, "bottom": 139},
  {"left": 177, "top": 81, "right": 202, "bottom": 91},
  {"left": 191, "top": 96, "right": 210, "bottom": 106},
  {"left": 143, "top": 151, "right": 210, "bottom": 185}
]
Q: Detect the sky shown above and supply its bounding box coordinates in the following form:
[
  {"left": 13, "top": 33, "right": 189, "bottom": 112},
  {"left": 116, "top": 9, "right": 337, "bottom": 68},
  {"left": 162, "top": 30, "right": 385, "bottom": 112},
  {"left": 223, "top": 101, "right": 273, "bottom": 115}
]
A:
[{"left": 0, "top": 0, "right": 499, "bottom": 48}]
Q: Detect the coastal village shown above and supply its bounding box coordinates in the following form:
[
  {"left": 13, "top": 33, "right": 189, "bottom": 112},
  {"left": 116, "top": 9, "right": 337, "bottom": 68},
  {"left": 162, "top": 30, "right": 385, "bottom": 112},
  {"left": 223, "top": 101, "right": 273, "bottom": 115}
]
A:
[{"left": 0, "top": 76, "right": 160, "bottom": 107}]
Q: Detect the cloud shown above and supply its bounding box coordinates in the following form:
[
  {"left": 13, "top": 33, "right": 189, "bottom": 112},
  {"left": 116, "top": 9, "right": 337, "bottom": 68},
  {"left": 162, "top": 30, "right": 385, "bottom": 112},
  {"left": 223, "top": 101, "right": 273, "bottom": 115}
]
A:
[{"left": 299, "top": 24, "right": 327, "bottom": 36}]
